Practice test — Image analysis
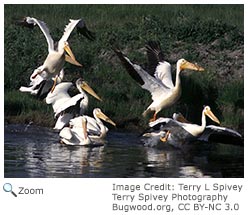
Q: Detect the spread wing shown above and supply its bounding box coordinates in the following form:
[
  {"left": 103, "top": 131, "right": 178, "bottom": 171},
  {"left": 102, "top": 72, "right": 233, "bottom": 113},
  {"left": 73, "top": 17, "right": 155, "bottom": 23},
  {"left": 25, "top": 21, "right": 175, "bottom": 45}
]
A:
[
  {"left": 114, "top": 49, "right": 170, "bottom": 102},
  {"left": 146, "top": 41, "right": 174, "bottom": 89},
  {"left": 58, "top": 19, "right": 95, "bottom": 49},
  {"left": 198, "top": 125, "right": 243, "bottom": 146},
  {"left": 17, "top": 17, "right": 54, "bottom": 51},
  {"left": 145, "top": 40, "right": 165, "bottom": 76}
]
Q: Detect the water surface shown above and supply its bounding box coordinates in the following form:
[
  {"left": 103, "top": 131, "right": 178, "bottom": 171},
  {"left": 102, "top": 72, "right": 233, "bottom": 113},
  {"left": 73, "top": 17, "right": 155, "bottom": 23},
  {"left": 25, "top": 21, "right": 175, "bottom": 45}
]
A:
[{"left": 4, "top": 124, "right": 243, "bottom": 178}]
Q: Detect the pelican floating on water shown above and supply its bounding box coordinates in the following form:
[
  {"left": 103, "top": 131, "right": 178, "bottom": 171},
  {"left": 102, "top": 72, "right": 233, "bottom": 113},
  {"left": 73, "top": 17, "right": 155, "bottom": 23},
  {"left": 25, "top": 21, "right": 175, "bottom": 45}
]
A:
[
  {"left": 59, "top": 116, "right": 92, "bottom": 146},
  {"left": 142, "top": 106, "right": 221, "bottom": 148},
  {"left": 70, "top": 108, "right": 116, "bottom": 142},
  {"left": 46, "top": 78, "right": 102, "bottom": 130},
  {"left": 59, "top": 108, "right": 115, "bottom": 146},
  {"left": 17, "top": 17, "right": 95, "bottom": 91},
  {"left": 114, "top": 41, "right": 204, "bottom": 121}
]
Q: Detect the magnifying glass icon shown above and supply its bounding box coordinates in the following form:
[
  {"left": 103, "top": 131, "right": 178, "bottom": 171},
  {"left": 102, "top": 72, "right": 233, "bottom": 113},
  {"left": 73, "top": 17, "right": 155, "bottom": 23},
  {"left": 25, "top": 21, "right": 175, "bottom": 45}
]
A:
[{"left": 3, "top": 183, "right": 17, "bottom": 197}]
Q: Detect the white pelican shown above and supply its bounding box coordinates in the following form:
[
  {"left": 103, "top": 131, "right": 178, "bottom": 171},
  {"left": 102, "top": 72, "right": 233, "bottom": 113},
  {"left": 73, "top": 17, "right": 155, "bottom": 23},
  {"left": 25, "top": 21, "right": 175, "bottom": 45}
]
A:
[
  {"left": 59, "top": 116, "right": 92, "bottom": 146},
  {"left": 142, "top": 106, "right": 221, "bottom": 148},
  {"left": 114, "top": 41, "right": 204, "bottom": 121},
  {"left": 46, "top": 78, "right": 102, "bottom": 130},
  {"left": 70, "top": 108, "right": 116, "bottom": 141},
  {"left": 19, "top": 69, "right": 65, "bottom": 99},
  {"left": 172, "top": 112, "right": 243, "bottom": 146},
  {"left": 17, "top": 17, "right": 95, "bottom": 91}
]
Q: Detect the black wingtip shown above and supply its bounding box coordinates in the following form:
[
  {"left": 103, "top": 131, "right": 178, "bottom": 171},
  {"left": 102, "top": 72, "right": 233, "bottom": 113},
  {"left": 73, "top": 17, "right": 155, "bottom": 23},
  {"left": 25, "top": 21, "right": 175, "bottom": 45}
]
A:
[
  {"left": 77, "top": 26, "right": 96, "bottom": 41},
  {"left": 146, "top": 40, "right": 161, "bottom": 49},
  {"left": 112, "top": 47, "right": 123, "bottom": 58},
  {"left": 208, "top": 133, "right": 244, "bottom": 147},
  {"left": 145, "top": 40, "right": 164, "bottom": 61},
  {"left": 112, "top": 47, "right": 125, "bottom": 63},
  {"left": 14, "top": 17, "right": 34, "bottom": 29},
  {"left": 113, "top": 48, "right": 145, "bottom": 86},
  {"left": 145, "top": 40, "right": 165, "bottom": 75}
]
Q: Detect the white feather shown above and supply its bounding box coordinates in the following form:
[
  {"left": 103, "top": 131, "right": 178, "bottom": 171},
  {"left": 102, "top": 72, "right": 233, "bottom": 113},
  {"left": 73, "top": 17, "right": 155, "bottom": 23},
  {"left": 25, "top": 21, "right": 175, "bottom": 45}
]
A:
[
  {"left": 26, "top": 17, "right": 54, "bottom": 51},
  {"left": 54, "top": 113, "right": 74, "bottom": 130},
  {"left": 59, "top": 127, "right": 73, "bottom": 140}
]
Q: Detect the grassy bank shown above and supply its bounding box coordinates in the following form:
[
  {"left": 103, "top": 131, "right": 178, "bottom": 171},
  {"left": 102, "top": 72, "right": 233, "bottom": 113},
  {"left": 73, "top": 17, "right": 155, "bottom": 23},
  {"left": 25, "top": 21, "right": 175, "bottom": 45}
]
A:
[{"left": 4, "top": 4, "right": 244, "bottom": 134}]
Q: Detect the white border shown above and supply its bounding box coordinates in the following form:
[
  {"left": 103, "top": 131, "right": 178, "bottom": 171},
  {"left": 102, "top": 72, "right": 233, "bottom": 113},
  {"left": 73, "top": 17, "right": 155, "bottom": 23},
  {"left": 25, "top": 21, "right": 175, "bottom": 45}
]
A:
[{"left": 1, "top": 1, "right": 248, "bottom": 214}]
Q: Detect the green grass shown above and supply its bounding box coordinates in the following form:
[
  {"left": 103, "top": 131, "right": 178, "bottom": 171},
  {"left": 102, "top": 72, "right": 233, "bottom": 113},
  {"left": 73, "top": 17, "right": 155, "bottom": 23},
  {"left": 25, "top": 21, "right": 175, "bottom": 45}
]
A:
[
  {"left": 4, "top": 90, "right": 55, "bottom": 126},
  {"left": 216, "top": 80, "right": 244, "bottom": 129},
  {"left": 4, "top": 4, "right": 244, "bottom": 133}
]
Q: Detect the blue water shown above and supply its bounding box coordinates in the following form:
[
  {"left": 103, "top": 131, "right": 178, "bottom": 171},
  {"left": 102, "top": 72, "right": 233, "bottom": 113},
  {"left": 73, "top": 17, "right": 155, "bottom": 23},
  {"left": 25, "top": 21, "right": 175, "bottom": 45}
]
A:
[{"left": 4, "top": 124, "right": 244, "bottom": 178}]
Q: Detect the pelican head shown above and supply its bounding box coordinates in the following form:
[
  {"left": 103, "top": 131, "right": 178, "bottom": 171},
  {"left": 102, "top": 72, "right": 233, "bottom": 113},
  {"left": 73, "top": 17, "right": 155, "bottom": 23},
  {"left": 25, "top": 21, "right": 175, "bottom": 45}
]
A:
[
  {"left": 178, "top": 58, "right": 205, "bottom": 72},
  {"left": 203, "top": 106, "right": 220, "bottom": 125},
  {"left": 76, "top": 78, "right": 102, "bottom": 101},
  {"left": 63, "top": 41, "right": 82, "bottom": 67},
  {"left": 94, "top": 108, "right": 116, "bottom": 126}
]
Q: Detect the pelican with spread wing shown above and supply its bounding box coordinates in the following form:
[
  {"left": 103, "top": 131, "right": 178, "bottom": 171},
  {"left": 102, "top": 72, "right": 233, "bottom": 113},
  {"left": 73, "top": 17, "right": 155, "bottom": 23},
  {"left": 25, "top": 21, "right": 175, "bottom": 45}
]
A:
[
  {"left": 17, "top": 17, "right": 95, "bottom": 91},
  {"left": 114, "top": 41, "right": 204, "bottom": 121},
  {"left": 172, "top": 111, "right": 243, "bottom": 146},
  {"left": 142, "top": 106, "right": 221, "bottom": 148}
]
